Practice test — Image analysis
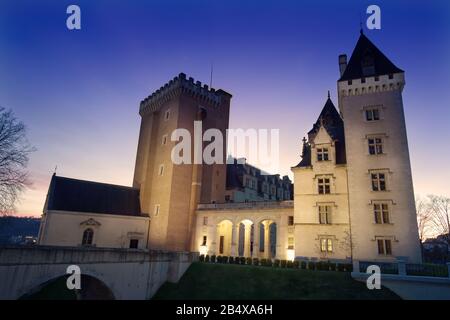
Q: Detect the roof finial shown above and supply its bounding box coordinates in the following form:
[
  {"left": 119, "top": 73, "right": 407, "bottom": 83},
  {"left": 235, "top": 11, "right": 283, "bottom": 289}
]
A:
[
  {"left": 327, "top": 90, "right": 330, "bottom": 99},
  {"left": 302, "top": 136, "right": 307, "bottom": 144},
  {"left": 359, "top": 14, "right": 364, "bottom": 35}
]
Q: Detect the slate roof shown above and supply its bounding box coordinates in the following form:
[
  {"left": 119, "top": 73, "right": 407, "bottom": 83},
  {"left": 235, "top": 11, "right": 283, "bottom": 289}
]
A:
[
  {"left": 45, "top": 174, "right": 142, "bottom": 216},
  {"left": 339, "top": 32, "right": 403, "bottom": 81},
  {"left": 295, "top": 97, "right": 346, "bottom": 167}
]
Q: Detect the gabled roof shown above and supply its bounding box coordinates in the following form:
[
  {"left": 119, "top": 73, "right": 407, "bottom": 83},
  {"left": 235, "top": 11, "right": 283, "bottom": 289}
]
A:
[
  {"left": 339, "top": 32, "right": 403, "bottom": 81},
  {"left": 295, "top": 97, "right": 346, "bottom": 167},
  {"left": 45, "top": 174, "right": 143, "bottom": 217}
]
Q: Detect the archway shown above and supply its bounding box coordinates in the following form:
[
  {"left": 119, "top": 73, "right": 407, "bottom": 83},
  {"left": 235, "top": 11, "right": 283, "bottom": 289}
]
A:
[
  {"left": 237, "top": 219, "right": 253, "bottom": 257},
  {"left": 19, "top": 274, "right": 115, "bottom": 300},
  {"left": 258, "top": 220, "right": 277, "bottom": 259}
]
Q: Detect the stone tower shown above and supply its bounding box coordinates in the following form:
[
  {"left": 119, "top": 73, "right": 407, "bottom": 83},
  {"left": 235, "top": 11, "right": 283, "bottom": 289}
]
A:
[
  {"left": 337, "top": 32, "right": 421, "bottom": 262},
  {"left": 133, "top": 73, "right": 232, "bottom": 251}
]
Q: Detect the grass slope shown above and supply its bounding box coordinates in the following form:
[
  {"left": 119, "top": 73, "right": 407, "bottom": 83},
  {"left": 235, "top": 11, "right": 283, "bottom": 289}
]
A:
[{"left": 154, "top": 262, "right": 400, "bottom": 300}]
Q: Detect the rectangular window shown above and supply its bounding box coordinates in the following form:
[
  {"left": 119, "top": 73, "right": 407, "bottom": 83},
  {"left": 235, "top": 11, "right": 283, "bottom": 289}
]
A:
[
  {"left": 162, "top": 135, "right": 167, "bottom": 145},
  {"left": 203, "top": 216, "right": 208, "bottom": 226},
  {"left": 288, "top": 237, "right": 294, "bottom": 249},
  {"left": 375, "top": 204, "right": 390, "bottom": 224},
  {"left": 320, "top": 238, "right": 333, "bottom": 252},
  {"left": 129, "top": 239, "right": 139, "bottom": 249},
  {"left": 225, "top": 195, "right": 231, "bottom": 202},
  {"left": 377, "top": 239, "right": 392, "bottom": 255},
  {"left": 371, "top": 173, "right": 386, "bottom": 191},
  {"left": 159, "top": 164, "right": 164, "bottom": 176},
  {"left": 164, "top": 109, "right": 170, "bottom": 121},
  {"left": 317, "top": 148, "right": 329, "bottom": 161},
  {"left": 219, "top": 236, "right": 224, "bottom": 254},
  {"left": 318, "top": 178, "right": 331, "bottom": 194},
  {"left": 288, "top": 216, "right": 294, "bottom": 226},
  {"left": 154, "top": 204, "right": 160, "bottom": 217},
  {"left": 202, "top": 236, "right": 207, "bottom": 246},
  {"left": 368, "top": 138, "right": 383, "bottom": 155},
  {"left": 319, "top": 206, "right": 331, "bottom": 224},
  {"left": 365, "top": 109, "right": 380, "bottom": 121}
]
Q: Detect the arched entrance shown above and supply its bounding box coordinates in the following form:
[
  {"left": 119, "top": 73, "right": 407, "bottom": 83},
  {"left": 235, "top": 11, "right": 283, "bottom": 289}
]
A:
[{"left": 19, "top": 274, "right": 115, "bottom": 300}]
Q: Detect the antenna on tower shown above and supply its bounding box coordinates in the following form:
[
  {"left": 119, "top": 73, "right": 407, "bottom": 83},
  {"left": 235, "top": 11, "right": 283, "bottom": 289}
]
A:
[{"left": 209, "top": 62, "right": 214, "bottom": 88}]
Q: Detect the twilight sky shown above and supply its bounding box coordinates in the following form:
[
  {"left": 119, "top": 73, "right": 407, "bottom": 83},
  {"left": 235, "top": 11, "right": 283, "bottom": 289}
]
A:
[{"left": 1, "top": 0, "right": 449, "bottom": 216}]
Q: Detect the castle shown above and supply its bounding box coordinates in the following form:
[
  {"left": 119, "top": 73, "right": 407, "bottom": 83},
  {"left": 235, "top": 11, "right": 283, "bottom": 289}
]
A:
[{"left": 37, "top": 32, "right": 422, "bottom": 263}]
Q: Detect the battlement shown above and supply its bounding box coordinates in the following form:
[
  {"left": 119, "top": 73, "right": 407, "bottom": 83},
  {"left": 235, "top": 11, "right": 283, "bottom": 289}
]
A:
[{"left": 139, "top": 73, "right": 232, "bottom": 115}]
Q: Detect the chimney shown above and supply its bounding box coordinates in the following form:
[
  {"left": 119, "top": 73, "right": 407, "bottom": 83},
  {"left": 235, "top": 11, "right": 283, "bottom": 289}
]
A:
[{"left": 339, "top": 54, "right": 347, "bottom": 77}]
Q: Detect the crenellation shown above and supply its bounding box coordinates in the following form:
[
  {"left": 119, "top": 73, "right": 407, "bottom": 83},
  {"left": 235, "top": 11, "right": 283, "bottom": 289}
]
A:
[{"left": 139, "top": 73, "right": 231, "bottom": 115}]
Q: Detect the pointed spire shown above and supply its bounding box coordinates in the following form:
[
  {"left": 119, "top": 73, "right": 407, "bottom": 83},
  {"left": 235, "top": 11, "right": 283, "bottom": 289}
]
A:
[{"left": 327, "top": 90, "right": 330, "bottom": 99}]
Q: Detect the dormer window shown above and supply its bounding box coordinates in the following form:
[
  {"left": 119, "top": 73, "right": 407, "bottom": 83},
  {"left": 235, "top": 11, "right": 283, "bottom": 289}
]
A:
[
  {"left": 361, "top": 52, "right": 375, "bottom": 76},
  {"left": 317, "top": 148, "right": 329, "bottom": 161}
]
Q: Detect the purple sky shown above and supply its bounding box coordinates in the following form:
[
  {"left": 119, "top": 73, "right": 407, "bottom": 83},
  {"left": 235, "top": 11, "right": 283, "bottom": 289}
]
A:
[{"left": 1, "top": 0, "right": 449, "bottom": 216}]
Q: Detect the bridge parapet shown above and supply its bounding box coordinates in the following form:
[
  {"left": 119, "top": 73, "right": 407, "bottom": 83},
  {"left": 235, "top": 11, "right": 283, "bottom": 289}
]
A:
[{"left": 0, "top": 245, "right": 198, "bottom": 300}]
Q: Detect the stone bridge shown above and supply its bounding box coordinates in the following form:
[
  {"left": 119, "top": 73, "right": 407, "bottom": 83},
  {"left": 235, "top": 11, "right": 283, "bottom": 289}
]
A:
[{"left": 0, "top": 245, "right": 197, "bottom": 300}]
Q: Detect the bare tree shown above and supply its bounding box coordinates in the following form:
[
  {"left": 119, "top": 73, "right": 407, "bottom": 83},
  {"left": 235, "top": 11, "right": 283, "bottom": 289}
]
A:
[
  {"left": 415, "top": 195, "right": 433, "bottom": 259},
  {"left": 0, "top": 107, "right": 34, "bottom": 215},
  {"left": 428, "top": 194, "right": 450, "bottom": 256}
]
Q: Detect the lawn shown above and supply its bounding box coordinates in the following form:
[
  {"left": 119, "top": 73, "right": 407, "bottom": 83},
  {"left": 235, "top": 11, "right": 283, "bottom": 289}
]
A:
[{"left": 153, "top": 262, "right": 400, "bottom": 300}]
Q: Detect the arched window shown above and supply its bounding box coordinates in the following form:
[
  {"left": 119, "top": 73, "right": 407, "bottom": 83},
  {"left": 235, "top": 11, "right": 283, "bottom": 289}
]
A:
[{"left": 82, "top": 228, "right": 94, "bottom": 246}]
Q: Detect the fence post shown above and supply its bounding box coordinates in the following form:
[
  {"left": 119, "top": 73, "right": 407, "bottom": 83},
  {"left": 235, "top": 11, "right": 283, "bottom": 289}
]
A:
[
  {"left": 397, "top": 257, "right": 407, "bottom": 276},
  {"left": 352, "top": 260, "right": 360, "bottom": 273},
  {"left": 447, "top": 262, "right": 450, "bottom": 278}
]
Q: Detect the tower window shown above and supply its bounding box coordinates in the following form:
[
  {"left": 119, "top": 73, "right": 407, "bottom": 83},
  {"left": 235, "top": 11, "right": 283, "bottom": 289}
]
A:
[
  {"left": 154, "top": 204, "right": 160, "bottom": 217},
  {"left": 371, "top": 173, "right": 386, "bottom": 191},
  {"left": 365, "top": 108, "right": 380, "bottom": 121},
  {"left": 374, "top": 204, "right": 390, "bottom": 224},
  {"left": 318, "top": 178, "right": 331, "bottom": 194},
  {"left": 82, "top": 228, "right": 94, "bottom": 246},
  {"left": 158, "top": 164, "right": 164, "bottom": 176},
  {"left": 317, "top": 148, "right": 329, "bottom": 161},
  {"left": 319, "top": 205, "right": 332, "bottom": 224},
  {"left": 320, "top": 238, "right": 333, "bottom": 252},
  {"left": 202, "top": 236, "right": 207, "bottom": 246},
  {"left": 164, "top": 109, "right": 171, "bottom": 121},
  {"left": 288, "top": 216, "right": 294, "bottom": 226},
  {"left": 162, "top": 135, "right": 168, "bottom": 145},
  {"left": 129, "top": 239, "right": 139, "bottom": 249},
  {"left": 377, "top": 239, "right": 392, "bottom": 255},
  {"left": 368, "top": 138, "right": 383, "bottom": 155},
  {"left": 288, "top": 237, "right": 294, "bottom": 250}
]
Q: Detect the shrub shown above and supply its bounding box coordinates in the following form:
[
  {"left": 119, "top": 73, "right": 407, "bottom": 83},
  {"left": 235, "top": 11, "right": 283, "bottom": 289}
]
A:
[
  {"left": 287, "top": 261, "right": 294, "bottom": 268},
  {"left": 229, "top": 257, "right": 234, "bottom": 264},
  {"left": 293, "top": 260, "right": 300, "bottom": 269},
  {"left": 274, "top": 259, "right": 280, "bottom": 267},
  {"left": 216, "top": 256, "right": 222, "bottom": 263},
  {"left": 308, "top": 261, "right": 316, "bottom": 270},
  {"left": 222, "top": 256, "right": 229, "bottom": 264},
  {"left": 211, "top": 255, "right": 216, "bottom": 263},
  {"left": 253, "top": 258, "right": 259, "bottom": 266},
  {"left": 260, "top": 258, "right": 267, "bottom": 266},
  {"left": 245, "top": 257, "right": 252, "bottom": 265},
  {"left": 199, "top": 254, "right": 205, "bottom": 262},
  {"left": 300, "top": 261, "right": 307, "bottom": 269},
  {"left": 235, "top": 257, "right": 241, "bottom": 264},
  {"left": 280, "top": 260, "right": 287, "bottom": 268},
  {"left": 343, "top": 263, "right": 353, "bottom": 272},
  {"left": 329, "top": 262, "right": 336, "bottom": 271},
  {"left": 240, "top": 257, "right": 246, "bottom": 265},
  {"left": 316, "top": 261, "right": 325, "bottom": 271},
  {"left": 205, "top": 255, "right": 210, "bottom": 263}
]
